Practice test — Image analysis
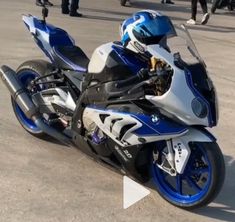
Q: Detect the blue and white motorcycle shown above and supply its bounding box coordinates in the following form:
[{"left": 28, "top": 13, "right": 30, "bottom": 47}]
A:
[{"left": 0, "top": 9, "right": 225, "bottom": 209}]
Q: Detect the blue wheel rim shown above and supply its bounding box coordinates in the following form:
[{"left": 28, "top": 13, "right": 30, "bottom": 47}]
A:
[
  {"left": 14, "top": 71, "right": 41, "bottom": 133},
  {"left": 151, "top": 143, "right": 212, "bottom": 205}
]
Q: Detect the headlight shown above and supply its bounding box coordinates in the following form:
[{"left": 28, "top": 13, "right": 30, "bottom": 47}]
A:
[{"left": 191, "top": 97, "right": 208, "bottom": 118}]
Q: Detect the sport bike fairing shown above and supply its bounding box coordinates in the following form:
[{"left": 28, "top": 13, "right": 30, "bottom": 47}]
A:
[
  {"left": 83, "top": 106, "right": 188, "bottom": 147},
  {"left": 145, "top": 44, "right": 210, "bottom": 126},
  {"left": 144, "top": 25, "right": 217, "bottom": 127}
]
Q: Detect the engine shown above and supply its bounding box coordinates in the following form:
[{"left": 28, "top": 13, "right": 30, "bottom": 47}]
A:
[{"left": 83, "top": 112, "right": 106, "bottom": 143}]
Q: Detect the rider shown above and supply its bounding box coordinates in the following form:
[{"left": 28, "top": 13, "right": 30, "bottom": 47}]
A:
[{"left": 119, "top": 10, "right": 176, "bottom": 57}]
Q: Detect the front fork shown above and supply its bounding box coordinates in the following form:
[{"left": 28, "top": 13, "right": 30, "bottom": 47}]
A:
[
  {"left": 154, "top": 139, "right": 181, "bottom": 176},
  {"left": 153, "top": 128, "right": 215, "bottom": 176}
]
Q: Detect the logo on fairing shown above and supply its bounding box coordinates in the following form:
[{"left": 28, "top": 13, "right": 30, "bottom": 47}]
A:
[
  {"left": 114, "top": 145, "right": 129, "bottom": 161},
  {"left": 123, "top": 150, "right": 133, "bottom": 159},
  {"left": 133, "top": 41, "right": 145, "bottom": 53}
]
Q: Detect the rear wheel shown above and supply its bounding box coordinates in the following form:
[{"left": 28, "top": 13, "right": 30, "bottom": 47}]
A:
[
  {"left": 150, "top": 142, "right": 225, "bottom": 209},
  {"left": 11, "top": 60, "right": 54, "bottom": 138}
]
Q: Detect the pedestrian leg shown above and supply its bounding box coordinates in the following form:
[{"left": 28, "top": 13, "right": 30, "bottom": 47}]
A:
[
  {"left": 62, "top": 0, "right": 69, "bottom": 14},
  {"left": 199, "top": 0, "right": 210, "bottom": 25},
  {"left": 70, "top": 0, "right": 82, "bottom": 17},
  {"left": 187, "top": 0, "right": 197, "bottom": 24}
]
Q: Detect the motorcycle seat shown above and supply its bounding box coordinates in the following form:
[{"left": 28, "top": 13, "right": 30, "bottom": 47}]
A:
[{"left": 52, "top": 45, "right": 90, "bottom": 72}]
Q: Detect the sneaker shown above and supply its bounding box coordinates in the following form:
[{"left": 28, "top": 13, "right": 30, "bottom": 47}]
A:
[
  {"left": 69, "top": 12, "right": 83, "bottom": 17},
  {"left": 201, "top": 13, "right": 210, "bottom": 25},
  {"left": 186, "top": 19, "right": 196, "bottom": 25}
]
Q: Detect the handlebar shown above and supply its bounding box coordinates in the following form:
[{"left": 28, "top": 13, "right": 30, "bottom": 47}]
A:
[{"left": 115, "top": 68, "right": 149, "bottom": 88}]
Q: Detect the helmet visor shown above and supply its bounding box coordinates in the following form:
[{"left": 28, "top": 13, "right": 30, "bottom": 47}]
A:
[{"left": 133, "top": 15, "right": 176, "bottom": 45}]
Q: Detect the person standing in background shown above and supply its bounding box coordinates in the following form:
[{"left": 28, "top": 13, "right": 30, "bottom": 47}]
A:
[
  {"left": 36, "top": 0, "right": 53, "bottom": 6},
  {"left": 187, "top": 0, "right": 210, "bottom": 25},
  {"left": 62, "top": 0, "right": 82, "bottom": 17}
]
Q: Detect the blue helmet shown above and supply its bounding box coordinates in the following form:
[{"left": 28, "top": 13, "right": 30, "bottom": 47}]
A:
[{"left": 120, "top": 10, "right": 176, "bottom": 53}]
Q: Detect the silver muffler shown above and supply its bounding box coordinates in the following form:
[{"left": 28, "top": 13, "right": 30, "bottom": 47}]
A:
[{"left": 0, "top": 65, "right": 72, "bottom": 145}]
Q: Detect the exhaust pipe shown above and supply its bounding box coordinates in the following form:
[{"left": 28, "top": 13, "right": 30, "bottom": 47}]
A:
[
  {"left": 0, "top": 65, "right": 72, "bottom": 146},
  {"left": 0, "top": 65, "right": 38, "bottom": 119}
]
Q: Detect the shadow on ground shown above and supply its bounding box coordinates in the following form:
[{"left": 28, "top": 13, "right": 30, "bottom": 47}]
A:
[
  {"left": 194, "top": 154, "right": 235, "bottom": 222},
  {"left": 82, "top": 14, "right": 123, "bottom": 22},
  {"left": 187, "top": 24, "right": 235, "bottom": 33},
  {"left": 128, "top": 1, "right": 191, "bottom": 13},
  {"left": 144, "top": 153, "right": 235, "bottom": 221}
]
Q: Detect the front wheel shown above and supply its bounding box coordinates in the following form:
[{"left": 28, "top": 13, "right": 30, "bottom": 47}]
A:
[{"left": 150, "top": 142, "right": 225, "bottom": 209}]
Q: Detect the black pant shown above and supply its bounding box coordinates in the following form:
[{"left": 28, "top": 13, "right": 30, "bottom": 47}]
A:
[
  {"left": 191, "top": 0, "right": 208, "bottom": 20},
  {"left": 62, "top": 0, "right": 79, "bottom": 13}
]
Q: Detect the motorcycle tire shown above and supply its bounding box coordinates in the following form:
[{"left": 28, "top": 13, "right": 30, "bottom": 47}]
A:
[
  {"left": 11, "top": 60, "right": 54, "bottom": 138},
  {"left": 120, "top": 0, "right": 127, "bottom": 6},
  {"left": 150, "top": 141, "right": 225, "bottom": 209}
]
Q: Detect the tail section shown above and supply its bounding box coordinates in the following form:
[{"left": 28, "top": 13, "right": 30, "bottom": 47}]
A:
[{"left": 22, "top": 15, "right": 74, "bottom": 62}]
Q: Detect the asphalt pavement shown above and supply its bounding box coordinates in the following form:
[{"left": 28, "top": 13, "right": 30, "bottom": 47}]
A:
[{"left": 0, "top": 0, "right": 235, "bottom": 221}]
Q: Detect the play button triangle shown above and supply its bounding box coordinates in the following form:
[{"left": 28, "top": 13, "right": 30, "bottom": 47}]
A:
[{"left": 123, "top": 176, "right": 150, "bottom": 209}]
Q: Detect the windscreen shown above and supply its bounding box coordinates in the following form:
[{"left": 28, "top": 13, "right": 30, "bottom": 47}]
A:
[{"left": 160, "top": 24, "right": 206, "bottom": 67}]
